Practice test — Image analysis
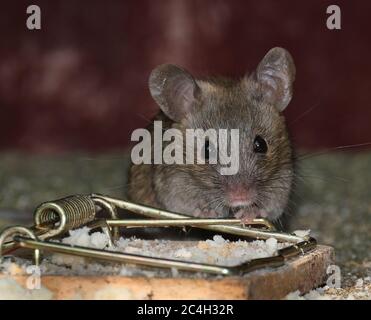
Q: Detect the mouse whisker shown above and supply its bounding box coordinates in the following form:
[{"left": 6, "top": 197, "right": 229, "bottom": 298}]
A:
[{"left": 294, "top": 141, "right": 371, "bottom": 162}]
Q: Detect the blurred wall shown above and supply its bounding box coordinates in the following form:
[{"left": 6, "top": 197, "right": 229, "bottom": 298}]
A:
[{"left": 0, "top": 0, "right": 370, "bottom": 153}]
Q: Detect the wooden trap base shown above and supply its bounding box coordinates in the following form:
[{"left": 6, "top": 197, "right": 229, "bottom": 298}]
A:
[{"left": 0, "top": 245, "right": 334, "bottom": 300}]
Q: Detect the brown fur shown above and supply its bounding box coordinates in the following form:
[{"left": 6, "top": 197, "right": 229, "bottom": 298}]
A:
[{"left": 128, "top": 48, "right": 295, "bottom": 222}]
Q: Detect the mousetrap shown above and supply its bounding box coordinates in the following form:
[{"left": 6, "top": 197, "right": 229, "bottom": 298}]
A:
[{"left": 0, "top": 194, "right": 334, "bottom": 299}]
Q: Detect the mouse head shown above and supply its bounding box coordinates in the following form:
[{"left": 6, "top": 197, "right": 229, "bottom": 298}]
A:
[{"left": 148, "top": 47, "right": 296, "bottom": 221}]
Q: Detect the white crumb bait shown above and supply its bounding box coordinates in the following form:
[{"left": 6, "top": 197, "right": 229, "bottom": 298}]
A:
[
  {"left": 0, "top": 227, "right": 289, "bottom": 277},
  {"left": 285, "top": 278, "right": 371, "bottom": 300},
  {"left": 113, "top": 234, "right": 285, "bottom": 267},
  {"left": 61, "top": 226, "right": 110, "bottom": 249},
  {"left": 293, "top": 229, "right": 311, "bottom": 237}
]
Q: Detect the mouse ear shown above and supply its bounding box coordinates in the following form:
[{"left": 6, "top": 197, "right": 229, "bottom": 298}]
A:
[
  {"left": 250, "top": 47, "right": 296, "bottom": 111},
  {"left": 149, "top": 64, "right": 200, "bottom": 122}
]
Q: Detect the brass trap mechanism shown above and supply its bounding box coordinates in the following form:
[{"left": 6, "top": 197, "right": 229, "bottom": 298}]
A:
[{"left": 0, "top": 194, "right": 317, "bottom": 276}]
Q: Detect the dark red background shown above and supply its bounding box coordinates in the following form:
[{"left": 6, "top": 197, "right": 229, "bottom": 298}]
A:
[{"left": 0, "top": 0, "right": 370, "bottom": 153}]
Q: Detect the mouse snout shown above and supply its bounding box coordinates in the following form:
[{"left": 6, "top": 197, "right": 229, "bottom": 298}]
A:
[{"left": 226, "top": 184, "right": 256, "bottom": 208}]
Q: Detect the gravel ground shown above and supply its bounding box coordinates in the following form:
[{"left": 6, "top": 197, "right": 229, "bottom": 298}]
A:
[{"left": 0, "top": 152, "right": 370, "bottom": 297}]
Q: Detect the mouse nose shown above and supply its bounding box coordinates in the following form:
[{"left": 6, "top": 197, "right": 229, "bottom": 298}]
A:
[{"left": 226, "top": 184, "right": 255, "bottom": 207}]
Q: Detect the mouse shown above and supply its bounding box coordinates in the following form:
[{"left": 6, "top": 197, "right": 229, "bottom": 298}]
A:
[{"left": 127, "top": 47, "right": 296, "bottom": 225}]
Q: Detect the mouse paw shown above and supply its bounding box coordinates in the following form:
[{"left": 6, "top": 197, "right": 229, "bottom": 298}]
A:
[
  {"left": 234, "top": 208, "right": 268, "bottom": 222},
  {"left": 192, "top": 208, "right": 218, "bottom": 218},
  {"left": 240, "top": 216, "right": 255, "bottom": 225}
]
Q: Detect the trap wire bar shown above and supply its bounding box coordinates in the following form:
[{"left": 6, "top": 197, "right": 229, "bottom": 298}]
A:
[{"left": 0, "top": 194, "right": 317, "bottom": 276}]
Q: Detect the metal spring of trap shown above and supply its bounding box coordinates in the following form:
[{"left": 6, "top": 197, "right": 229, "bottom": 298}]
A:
[{"left": 0, "top": 194, "right": 317, "bottom": 276}]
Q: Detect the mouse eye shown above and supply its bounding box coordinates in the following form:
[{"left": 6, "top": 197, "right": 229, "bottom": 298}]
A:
[{"left": 253, "top": 135, "right": 268, "bottom": 153}]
